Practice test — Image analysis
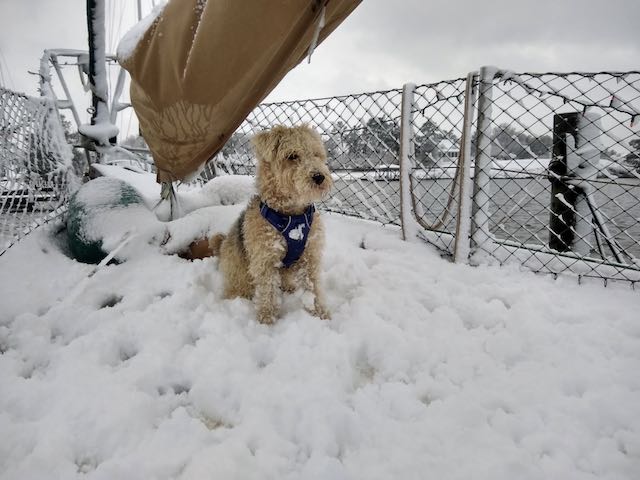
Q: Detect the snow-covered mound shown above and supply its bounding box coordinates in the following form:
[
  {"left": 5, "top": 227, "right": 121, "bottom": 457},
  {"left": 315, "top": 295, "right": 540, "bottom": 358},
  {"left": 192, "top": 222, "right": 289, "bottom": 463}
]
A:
[
  {"left": 1, "top": 175, "right": 639, "bottom": 479},
  {"left": 91, "top": 164, "right": 256, "bottom": 221}
]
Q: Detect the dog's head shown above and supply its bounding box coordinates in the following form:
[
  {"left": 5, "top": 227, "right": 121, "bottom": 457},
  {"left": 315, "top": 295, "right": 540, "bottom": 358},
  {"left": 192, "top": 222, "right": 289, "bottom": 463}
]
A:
[{"left": 252, "top": 125, "right": 333, "bottom": 212}]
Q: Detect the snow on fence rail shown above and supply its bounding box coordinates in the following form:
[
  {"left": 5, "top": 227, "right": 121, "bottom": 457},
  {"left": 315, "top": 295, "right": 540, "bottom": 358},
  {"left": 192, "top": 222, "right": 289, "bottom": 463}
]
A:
[
  {"left": 0, "top": 87, "right": 75, "bottom": 254},
  {"left": 1, "top": 69, "right": 639, "bottom": 285}
]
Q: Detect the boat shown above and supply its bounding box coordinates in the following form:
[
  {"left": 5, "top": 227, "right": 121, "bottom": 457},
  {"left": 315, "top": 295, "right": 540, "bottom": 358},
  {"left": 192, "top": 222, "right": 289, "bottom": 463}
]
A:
[{"left": 372, "top": 164, "right": 401, "bottom": 181}]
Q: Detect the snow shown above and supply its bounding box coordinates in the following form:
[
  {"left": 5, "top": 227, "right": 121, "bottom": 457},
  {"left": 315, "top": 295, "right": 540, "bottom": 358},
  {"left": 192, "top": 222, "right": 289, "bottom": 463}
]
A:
[
  {"left": 563, "top": 112, "right": 604, "bottom": 179},
  {"left": 80, "top": 0, "right": 118, "bottom": 145},
  {"left": 399, "top": 83, "right": 418, "bottom": 242},
  {"left": 90, "top": 163, "right": 255, "bottom": 224},
  {"left": 1, "top": 170, "right": 640, "bottom": 479},
  {"left": 116, "top": 1, "right": 167, "bottom": 62},
  {"left": 78, "top": 123, "right": 119, "bottom": 146}
]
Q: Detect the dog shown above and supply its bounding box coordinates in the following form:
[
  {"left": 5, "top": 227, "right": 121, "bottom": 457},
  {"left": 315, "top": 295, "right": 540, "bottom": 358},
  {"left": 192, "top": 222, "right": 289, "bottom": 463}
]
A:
[{"left": 209, "top": 125, "right": 333, "bottom": 324}]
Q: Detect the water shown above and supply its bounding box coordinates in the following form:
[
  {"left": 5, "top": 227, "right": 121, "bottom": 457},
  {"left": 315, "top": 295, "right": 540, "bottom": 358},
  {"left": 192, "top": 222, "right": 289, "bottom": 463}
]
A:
[{"left": 329, "top": 176, "right": 640, "bottom": 260}]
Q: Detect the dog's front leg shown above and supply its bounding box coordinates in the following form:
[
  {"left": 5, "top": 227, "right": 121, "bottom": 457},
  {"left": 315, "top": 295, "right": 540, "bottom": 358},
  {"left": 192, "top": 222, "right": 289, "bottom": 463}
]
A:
[
  {"left": 307, "top": 263, "right": 331, "bottom": 320},
  {"left": 292, "top": 259, "right": 330, "bottom": 320},
  {"left": 250, "top": 265, "right": 281, "bottom": 325}
]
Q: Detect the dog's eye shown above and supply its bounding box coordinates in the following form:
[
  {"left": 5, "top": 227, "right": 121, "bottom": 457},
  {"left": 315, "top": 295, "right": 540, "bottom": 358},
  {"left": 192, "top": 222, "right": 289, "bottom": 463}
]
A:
[{"left": 287, "top": 153, "right": 299, "bottom": 161}]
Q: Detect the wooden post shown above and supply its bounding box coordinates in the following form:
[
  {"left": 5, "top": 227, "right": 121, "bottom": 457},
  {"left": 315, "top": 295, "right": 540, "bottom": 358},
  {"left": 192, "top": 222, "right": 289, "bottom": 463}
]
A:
[
  {"left": 548, "top": 112, "right": 601, "bottom": 254},
  {"left": 549, "top": 113, "right": 580, "bottom": 252}
]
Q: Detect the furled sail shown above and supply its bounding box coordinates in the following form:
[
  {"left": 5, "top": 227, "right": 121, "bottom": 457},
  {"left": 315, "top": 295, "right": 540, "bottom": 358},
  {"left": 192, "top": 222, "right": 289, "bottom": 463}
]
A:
[{"left": 118, "top": 0, "right": 361, "bottom": 183}]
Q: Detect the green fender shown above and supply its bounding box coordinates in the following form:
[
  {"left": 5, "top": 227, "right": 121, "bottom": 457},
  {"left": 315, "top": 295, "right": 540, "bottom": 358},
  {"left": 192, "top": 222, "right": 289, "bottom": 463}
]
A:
[{"left": 66, "top": 177, "right": 147, "bottom": 264}]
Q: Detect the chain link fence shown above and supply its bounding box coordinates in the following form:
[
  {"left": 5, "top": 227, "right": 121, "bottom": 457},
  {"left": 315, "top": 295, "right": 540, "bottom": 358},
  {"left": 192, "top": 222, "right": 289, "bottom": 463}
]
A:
[
  {"left": 209, "top": 88, "right": 407, "bottom": 225},
  {"left": 206, "top": 78, "right": 469, "bottom": 244},
  {"left": 405, "top": 79, "right": 468, "bottom": 254},
  {"left": 211, "top": 70, "right": 640, "bottom": 284},
  {"left": 469, "top": 70, "right": 640, "bottom": 284},
  {"left": 2, "top": 68, "right": 639, "bottom": 285},
  {"left": 0, "top": 87, "right": 75, "bottom": 255}
]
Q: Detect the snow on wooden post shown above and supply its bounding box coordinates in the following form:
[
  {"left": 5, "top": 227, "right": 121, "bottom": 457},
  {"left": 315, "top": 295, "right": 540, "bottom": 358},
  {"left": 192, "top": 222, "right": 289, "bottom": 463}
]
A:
[
  {"left": 399, "top": 82, "right": 418, "bottom": 241},
  {"left": 548, "top": 112, "right": 602, "bottom": 254},
  {"left": 471, "top": 66, "right": 498, "bottom": 259},
  {"left": 453, "top": 71, "right": 478, "bottom": 263}
]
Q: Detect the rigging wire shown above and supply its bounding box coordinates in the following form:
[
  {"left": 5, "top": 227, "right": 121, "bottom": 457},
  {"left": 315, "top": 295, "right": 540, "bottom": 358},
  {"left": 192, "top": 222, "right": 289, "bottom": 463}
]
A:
[{"left": 0, "top": 48, "right": 15, "bottom": 89}]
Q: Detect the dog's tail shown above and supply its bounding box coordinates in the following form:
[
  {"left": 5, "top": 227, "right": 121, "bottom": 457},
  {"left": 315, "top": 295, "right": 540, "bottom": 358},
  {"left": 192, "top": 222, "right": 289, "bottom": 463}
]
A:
[
  {"left": 209, "top": 233, "right": 226, "bottom": 256},
  {"left": 181, "top": 233, "right": 224, "bottom": 260}
]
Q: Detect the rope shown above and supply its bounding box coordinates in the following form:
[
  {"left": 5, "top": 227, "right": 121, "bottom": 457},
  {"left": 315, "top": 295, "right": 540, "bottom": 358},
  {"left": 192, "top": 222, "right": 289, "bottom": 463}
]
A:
[
  {"left": 58, "top": 230, "right": 137, "bottom": 307},
  {"left": 409, "top": 161, "right": 461, "bottom": 231}
]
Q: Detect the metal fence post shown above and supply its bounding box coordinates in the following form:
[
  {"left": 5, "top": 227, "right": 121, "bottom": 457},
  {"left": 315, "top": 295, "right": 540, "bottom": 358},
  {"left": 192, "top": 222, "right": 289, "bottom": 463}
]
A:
[
  {"left": 453, "top": 71, "right": 478, "bottom": 263},
  {"left": 86, "top": 0, "right": 115, "bottom": 145},
  {"left": 470, "top": 66, "right": 497, "bottom": 258},
  {"left": 399, "top": 82, "right": 418, "bottom": 241}
]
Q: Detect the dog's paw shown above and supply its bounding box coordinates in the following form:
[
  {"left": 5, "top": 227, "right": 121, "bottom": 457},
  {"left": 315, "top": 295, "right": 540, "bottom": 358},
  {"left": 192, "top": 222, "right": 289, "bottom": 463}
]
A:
[
  {"left": 312, "top": 304, "right": 331, "bottom": 321},
  {"left": 257, "top": 312, "right": 276, "bottom": 325}
]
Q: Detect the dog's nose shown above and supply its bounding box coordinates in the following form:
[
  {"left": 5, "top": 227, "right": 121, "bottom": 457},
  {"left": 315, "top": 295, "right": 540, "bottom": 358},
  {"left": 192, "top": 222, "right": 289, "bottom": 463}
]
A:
[{"left": 312, "top": 173, "right": 325, "bottom": 185}]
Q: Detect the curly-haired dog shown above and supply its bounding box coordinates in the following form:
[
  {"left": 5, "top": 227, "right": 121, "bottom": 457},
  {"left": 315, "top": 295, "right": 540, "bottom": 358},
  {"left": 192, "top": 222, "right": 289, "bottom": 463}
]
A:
[{"left": 210, "top": 125, "right": 333, "bottom": 324}]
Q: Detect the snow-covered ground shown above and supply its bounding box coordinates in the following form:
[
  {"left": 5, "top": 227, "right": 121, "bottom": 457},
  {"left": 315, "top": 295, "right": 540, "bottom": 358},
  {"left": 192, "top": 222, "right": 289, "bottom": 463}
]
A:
[{"left": 1, "top": 172, "right": 639, "bottom": 480}]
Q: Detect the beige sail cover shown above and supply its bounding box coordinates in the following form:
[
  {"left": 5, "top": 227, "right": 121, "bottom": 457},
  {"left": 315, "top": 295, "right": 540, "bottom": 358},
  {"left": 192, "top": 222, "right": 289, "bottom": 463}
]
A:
[{"left": 120, "top": 0, "right": 361, "bottom": 182}]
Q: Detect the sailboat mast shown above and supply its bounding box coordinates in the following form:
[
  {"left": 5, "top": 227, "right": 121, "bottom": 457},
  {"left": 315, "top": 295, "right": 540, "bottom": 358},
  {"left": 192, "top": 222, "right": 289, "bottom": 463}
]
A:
[{"left": 86, "top": 0, "right": 115, "bottom": 144}]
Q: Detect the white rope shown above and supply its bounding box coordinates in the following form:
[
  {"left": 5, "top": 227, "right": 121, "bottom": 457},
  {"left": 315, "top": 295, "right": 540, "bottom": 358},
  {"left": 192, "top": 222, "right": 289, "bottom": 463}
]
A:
[{"left": 58, "top": 230, "right": 137, "bottom": 307}]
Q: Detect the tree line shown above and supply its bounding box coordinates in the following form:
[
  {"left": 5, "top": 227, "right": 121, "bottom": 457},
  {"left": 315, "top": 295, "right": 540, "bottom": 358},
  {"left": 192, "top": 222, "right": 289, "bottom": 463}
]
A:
[{"left": 96, "top": 117, "right": 640, "bottom": 174}]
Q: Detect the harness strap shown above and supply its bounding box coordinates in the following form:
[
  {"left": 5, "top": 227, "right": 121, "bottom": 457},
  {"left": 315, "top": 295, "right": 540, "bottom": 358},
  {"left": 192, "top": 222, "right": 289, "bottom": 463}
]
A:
[{"left": 259, "top": 202, "right": 315, "bottom": 268}]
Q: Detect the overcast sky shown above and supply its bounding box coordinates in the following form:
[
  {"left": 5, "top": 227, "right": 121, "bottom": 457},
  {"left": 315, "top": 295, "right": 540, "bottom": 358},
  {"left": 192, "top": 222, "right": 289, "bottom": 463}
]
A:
[{"left": 1, "top": 0, "right": 639, "bottom": 128}]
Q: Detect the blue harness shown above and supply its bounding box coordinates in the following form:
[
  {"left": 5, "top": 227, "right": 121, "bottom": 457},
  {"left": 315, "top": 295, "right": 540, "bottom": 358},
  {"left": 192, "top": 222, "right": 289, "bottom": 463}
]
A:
[{"left": 259, "top": 202, "right": 315, "bottom": 268}]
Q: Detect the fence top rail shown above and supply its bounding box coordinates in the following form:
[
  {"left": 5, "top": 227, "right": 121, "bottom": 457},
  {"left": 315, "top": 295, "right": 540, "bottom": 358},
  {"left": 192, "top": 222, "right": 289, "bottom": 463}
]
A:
[
  {"left": 255, "top": 70, "right": 639, "bottom": 113},
  {"left": 258, "top": 78, "right": 468, "bottom": 108},
  {"left": 494, "top": 70, "right": 640, "bottom": 78},
  {"left": 0, "top": 86, "right": 54, "bottom": 105}
]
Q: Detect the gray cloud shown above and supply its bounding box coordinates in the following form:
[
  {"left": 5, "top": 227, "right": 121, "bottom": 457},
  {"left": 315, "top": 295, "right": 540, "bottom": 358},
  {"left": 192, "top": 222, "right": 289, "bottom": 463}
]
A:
[
  {"left": 0, "top": 0, "right": 87, "bottom": 93},
  {"left": 2, "top": 0, "right": 638, "bottom": 106},
  {"left": 270, "top": 0, "right": 640, "bottom": 99}
]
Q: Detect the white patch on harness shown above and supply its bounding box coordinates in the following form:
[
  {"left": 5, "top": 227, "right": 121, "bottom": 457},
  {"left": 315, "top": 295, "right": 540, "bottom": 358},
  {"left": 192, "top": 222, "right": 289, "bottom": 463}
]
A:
[{"left": 288, "top": 224, "right": 305, "bottom": 241}]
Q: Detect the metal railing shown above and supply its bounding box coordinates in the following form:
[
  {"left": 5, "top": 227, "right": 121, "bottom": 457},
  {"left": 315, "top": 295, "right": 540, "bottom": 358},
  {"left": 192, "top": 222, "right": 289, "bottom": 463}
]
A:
[
  {"left": 212, "top": 69, "right": 640, "bottom": 285},
  {"left": 0, "top": 87, "right": 75, "bottom": 254},
  {"left": 466, "top": 69, "right": 640, "bottom": 285},
  {"left": 2, "top": 67, "right": 639, "bottom": 286}
]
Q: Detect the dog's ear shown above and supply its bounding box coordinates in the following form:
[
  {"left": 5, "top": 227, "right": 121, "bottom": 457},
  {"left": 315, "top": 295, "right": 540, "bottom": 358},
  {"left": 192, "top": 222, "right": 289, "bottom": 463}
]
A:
[{"left": 252, "top": 126, "right": 286, "bottom": 161}]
